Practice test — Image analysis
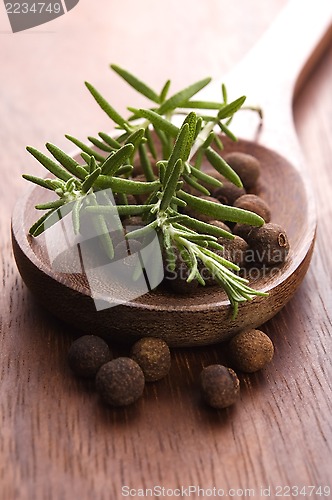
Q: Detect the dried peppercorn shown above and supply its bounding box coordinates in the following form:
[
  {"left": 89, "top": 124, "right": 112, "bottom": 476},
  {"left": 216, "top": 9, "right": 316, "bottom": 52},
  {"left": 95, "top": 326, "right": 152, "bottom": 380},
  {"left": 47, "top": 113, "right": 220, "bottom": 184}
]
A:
[
  {"left": 130, "top": 337, "right": 171, "bottom": 382},
  {"left": 212, "top": 180, "right": 246, "bottom": 205},
  {"left": 246, "top": 222, "right": 290, "bottom": 265},
  {"left": 68, "top": 335, "right": 111, "bottom": 378},
  {"left": 227, "top": 329, "right": 274, "bottom": 373},
  {"left": 200, "top": 364, "right": 240, "bottom": 409},
  {"left": 232, "top": 223, "right": 254, "bottom": 241},
  {"left": 223, "top": 152, "right": 261, "bottom": 190},
  {"left": 96, "top": 357, "right": 145, "bottom": 407},
  {"left": 217, "top": 235, "right": 249, "bottom": 268},
  {"left": 233, "top": 194, "right": 271, "bottom": 223}
]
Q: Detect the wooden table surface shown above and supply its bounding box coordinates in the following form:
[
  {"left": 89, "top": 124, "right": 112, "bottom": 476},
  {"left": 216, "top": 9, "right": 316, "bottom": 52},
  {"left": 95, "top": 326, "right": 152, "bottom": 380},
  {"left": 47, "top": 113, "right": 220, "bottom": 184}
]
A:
[{"left": 1, "top": 1, "right": 332, "bottom": 498}]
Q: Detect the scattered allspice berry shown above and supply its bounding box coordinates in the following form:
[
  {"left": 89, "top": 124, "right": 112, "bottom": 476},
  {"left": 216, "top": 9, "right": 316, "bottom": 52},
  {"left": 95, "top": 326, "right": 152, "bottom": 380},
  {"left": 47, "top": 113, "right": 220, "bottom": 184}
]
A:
[
  {"left": 233, "top": 194, "right": 271, "bottom": 223},
  {"left": 130, "top": 337, "right": 171, "bottom": 382},
  {"left": 246, "top": 222, "right": 290, "bottom": 265},
  {"left": 223, "top": 152, "right": 261, "bottom": 190},
  {"left": 227, "top": 329, "right": 274, "bottom": 373},
  {"left": 96, "top": 357, "right": 145, "bottom": 407},
  {"left": 200, "top": 364, "right": 240, "bottom": 409},
  {"left": 68, "top": 335, "right": 112, "bottom": 378}
]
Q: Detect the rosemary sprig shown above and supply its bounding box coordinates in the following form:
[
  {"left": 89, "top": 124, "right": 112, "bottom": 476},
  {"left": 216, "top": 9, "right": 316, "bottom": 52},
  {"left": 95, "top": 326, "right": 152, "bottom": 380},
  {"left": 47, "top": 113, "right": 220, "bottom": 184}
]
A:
[{"left": 23, "top": 66, "right": 267, "bottom": 317}]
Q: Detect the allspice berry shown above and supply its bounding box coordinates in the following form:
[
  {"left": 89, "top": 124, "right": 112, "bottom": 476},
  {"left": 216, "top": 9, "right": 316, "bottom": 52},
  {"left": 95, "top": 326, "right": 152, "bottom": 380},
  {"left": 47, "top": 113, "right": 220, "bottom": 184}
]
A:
[
  {"left": 212, "top": 181, "right": 246, "bottom": 205},
  {"left": 228, "top": 329, "right": 274, "bottom": 373},
  {"left": 200, "top": 364, "right": 240, "bottom": 409},
  {"left": 217, "top": 235, "right": 249, "bottom": 268},
  {"left": 68, "top": 335, "right": 112, "bottom": 378},
  {"left": 247, "top": 222, "right": 290, "bottom": 265},
  {"left": 234, "top": 194, "right": 271, "bottom": 223},
  {"left": 233, "top": 223, "right": 254, "bottom": 242},
  {"left": 224, "top": 152, "right": 261, "bottom": 190},
  {"left": 96, "top": 357, "right": 145, "bottom": 407},
  {"left": 131, "top": 337, "right": 171, "bottom": 382}
]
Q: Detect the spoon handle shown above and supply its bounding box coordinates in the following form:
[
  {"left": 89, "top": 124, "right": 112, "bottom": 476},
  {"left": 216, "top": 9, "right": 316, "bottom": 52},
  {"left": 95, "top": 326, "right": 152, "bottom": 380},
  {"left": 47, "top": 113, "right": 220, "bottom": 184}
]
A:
[
  {"left": 236, "top": 0, "right": 332, "bottom": 97},
  {"left": 216, "top": 0, "right": 332, "bottom": 163}
]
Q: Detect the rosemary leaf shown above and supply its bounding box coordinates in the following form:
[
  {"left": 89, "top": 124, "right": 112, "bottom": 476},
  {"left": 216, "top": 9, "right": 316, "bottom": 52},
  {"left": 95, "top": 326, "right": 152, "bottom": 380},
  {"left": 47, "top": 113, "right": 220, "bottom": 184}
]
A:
[
  {"left": 26, "top": 147, "right": 72, "bottom": 182},
  {"left": 179, "top": 100, "right": 225, "bottom": 110},
  {"left": 158, "top": 77, "right": 212, "bottom": 115},
  {"left": 76, "top": 165, "right": 89, "bottom": 178},
  {"left": 144, "top": 127, "right": 157, "bottom": 159},
  {"left": 163, "top": 123, "right": 189, "bottom": 186},
  {"left": 213, "top": 134, "right": 224, "bottom": 150},
  {"left": 88, "top": 136, "right": 113, "bottom": 152},
  {"left": 81, "top": 167, "right": 101, "bottom": 193},
  {"left": 111, "top": 64, "right": 161, "bottom": 104},
  {"left": 125, "top": 128, "right": 146, "bottom": 150},
  {"left": 22, "top": 174, "right": 55, "bottom": 191},
  {"left": 117, "top": 165, "right": 133, "bottom": 176},
  {"left": 65, "top": 135, "right": 105, "bottom": 162},
  {"left": 182, "top": 112, "right": 197, "bottom": 161},
  {"left": 138, "top": 143, "right": 155, "bottom": 182},
  {"left": 128, "top": 108, "right": 178, "bottom": 137},
  {"left": 31, "top": 202, "right": 75, "bottom": 236},
  {"left": 172, "top": 214, "right": 233, "bottom": 239},
  {"left": 190, "top": 165, "right": 223, "bottom": 188},
  {"left": 218, "top": 121, "right": 238, "bottom": 142},
  {"left": 178, "top": 190, "right": 265, "bottom": 226},
  {"left": 194, "top": 117, "right": 203, "bottom": 140},
  {"left": 85, "top": 204, "right": 154, "bottom": 216},
  {"left": 183, "top": 173, "right": 210, "bottom": 196},
  {"left": 35, "top": 199, "right": 66, "bottom": 210},
  {"left": 101, "top": 143, "right": 134, "bottom": 176},
  {"left": 222, "top": 83, "right": 228, "bottom": 103},
  {"left": 159, "top": 79, "right": 171, "bottom": 103},
  {"left": 46, "top": 143, "right": 86, "bottom": 180},
  {"left": 85, "top": 82, "right": 127, "bottom": 127},
  {"left": 28, "top": 209, "right": 56, "bottom": 235},
  {"left": 95, "top": 176, "right": 160, "bottom": 194},
  {"left": 98, "top": 132, "right": 121, "bottom": 149},
  {"left": 160, "top": 159, "right": 183, "bottom": 211},
  {"left": 170, "top": 196, "right": 187, "bottom": 208},
  {"left": 205, "top": 147, "right": 242, "bottom": 187},
  {"left": 217, "top": 95, "right": 246, "bottom": 120},
  {"left": 89, "top": 156, "right": 97, "bottom": 173},
  {"left": 80, "top": 152, "right": 92, "bottom": 166},
  {"left": 126, "top": 220, "right": 158, "bottom": 239},
  {"left": 72, "top": 198, "right": 82, "bottom": 234}
]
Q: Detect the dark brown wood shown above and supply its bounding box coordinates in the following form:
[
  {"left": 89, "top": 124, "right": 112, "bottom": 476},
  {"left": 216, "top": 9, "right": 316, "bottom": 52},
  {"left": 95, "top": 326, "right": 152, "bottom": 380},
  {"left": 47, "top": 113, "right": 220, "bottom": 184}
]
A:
[{"left": 1, "top": 1, "right": 332, "bottom": 498}]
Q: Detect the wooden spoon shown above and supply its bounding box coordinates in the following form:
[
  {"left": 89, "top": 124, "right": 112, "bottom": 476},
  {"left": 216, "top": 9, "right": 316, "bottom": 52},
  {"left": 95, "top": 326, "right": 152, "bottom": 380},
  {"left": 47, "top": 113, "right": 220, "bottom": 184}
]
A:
[{"left": 12, "top": 0, "right": 332, "bottom": 346}]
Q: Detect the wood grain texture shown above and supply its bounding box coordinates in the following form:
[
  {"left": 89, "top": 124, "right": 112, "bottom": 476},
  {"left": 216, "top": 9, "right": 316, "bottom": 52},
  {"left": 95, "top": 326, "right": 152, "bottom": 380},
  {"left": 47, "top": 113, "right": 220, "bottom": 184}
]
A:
[{"left": 1, "top": 1, "right": 332, "bottom": 499}]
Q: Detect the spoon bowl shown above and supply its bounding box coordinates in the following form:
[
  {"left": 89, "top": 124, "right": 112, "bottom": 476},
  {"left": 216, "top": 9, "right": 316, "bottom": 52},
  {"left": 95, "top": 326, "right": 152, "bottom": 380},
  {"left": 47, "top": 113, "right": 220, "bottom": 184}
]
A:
[{"left": 12, "top": 136, "right": 314, "bottom": 346}]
